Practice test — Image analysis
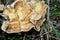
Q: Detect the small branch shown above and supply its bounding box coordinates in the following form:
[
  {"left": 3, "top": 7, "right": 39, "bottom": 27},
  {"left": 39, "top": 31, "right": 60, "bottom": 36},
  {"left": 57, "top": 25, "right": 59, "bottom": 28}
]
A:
[
  {"left": 40, "top": 29, "right": 43, "bottom": 40},
  {"left": 23, "top": 33, "right": 26, "bottom": 40}
]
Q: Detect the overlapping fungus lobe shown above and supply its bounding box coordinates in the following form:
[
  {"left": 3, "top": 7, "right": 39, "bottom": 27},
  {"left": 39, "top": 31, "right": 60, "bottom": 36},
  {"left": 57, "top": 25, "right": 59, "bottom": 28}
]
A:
[{"left": 14, "top": 0, "right": 23, "bottom": 11}]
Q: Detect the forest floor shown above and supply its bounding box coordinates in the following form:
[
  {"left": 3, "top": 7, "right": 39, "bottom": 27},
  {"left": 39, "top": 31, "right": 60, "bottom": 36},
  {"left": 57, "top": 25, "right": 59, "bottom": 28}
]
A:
[{"left": 0, "top": 0, "right": 60, "bottom": 40}]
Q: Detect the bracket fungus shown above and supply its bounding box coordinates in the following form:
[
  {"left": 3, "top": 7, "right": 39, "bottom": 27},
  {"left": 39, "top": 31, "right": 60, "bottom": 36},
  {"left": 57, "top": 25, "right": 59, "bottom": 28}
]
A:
[
  {"left": 1, "top": 0, "right": 48, "bottom": 33},
  {"left": 0, "top": 4, "right": 4, "bottom": 11}
]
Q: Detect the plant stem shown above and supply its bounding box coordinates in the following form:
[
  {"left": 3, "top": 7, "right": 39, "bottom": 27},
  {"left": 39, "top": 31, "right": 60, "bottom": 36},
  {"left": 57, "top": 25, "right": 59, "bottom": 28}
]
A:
[{"left": 47, "top": 0, "right": 50, "bottom": 40}]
